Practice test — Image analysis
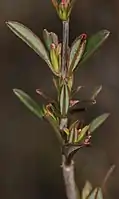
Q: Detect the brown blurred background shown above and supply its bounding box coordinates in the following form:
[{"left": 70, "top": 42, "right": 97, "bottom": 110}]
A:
[{"left": 0, "top": 0, "right": 119, "bottom": 198}]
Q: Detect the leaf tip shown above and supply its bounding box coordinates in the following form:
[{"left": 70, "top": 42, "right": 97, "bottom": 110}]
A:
[
  {"left": 105, "top": 112, "right": 110, "bottom": 118},
  {"left": 103, "top": 29, "right": 110, "bottom": 38},
  {"left": 13, "top": 88, "right": 21, "bottom": 97},
  {"left": 6, "top": 21, "right": 13, "bottom": 26},
  {"left": 13, "top": 88, "right": 18, "bottom": 93}
]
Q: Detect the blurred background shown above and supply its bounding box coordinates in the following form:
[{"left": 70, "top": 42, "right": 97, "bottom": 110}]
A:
[{"left": 0, "top": 0, "right": 119, "bottom": 198}]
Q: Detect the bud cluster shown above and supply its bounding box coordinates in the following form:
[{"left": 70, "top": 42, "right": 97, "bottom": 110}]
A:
[{"left": 52, "top": 0, "right": 75, "bottom": 20}]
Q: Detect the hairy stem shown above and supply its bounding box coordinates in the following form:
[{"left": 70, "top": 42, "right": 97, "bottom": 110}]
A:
[
  {"left": 62, "top": 155, "right": 77, "bottom": 199},
  {"left": 61, "top": 20, "right": 69, "bottom": 78}
]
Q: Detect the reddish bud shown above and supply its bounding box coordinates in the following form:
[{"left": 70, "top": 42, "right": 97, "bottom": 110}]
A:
[
  {"left": 61, "top": 0, "right": 66, "bottom": 5},
  {"left": 70, "top": 100, "right": 79, "bottom": 107},
  {"left": 51, "top": 43, "right": 56, "bottom": 49},
  {"left": 84, "top": 135, "right": 91, "bottom": 145},
  {"left": 81, "top": 33, "right": 87, "bottom": 40}
]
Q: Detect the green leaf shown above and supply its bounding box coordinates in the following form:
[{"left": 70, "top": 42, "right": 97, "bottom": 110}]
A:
[
  {"left": 60, "top": 83, "right": 69, "bottom": 116},
  {"left": 13, "top": 89, "right": 44, "bottom": 119},
  {"left": 43, "top": 29, "right": 52, "bottom": 51},
  {"left": 50, "top": 32, "right": 58, "bottom": 46},
  {"left": 63, "top": 128, "right": 70, "bottom": 135},
  {"left": 43, "top": 29, "right": 58, "bottom": 51},
  {"left": 67, "top": 75, "right": 74, "bottom": 91},
  {"left": 69, "top": 34, "right": 86, "bottom": 72},
  {"left": 50, "top": 46, "right": 59, "bottom": 73},
  {"left": 89, "top": 113, "right": 110, "bottom": 133},
  {"left": 6, "top": 21, "right": 56, "bottom": 74},
  {"left": 87, "top": 187, "right": 103, "bottom": 199},
  {"left": 82, "top": 181, "right": 92, "bottom": 199},
  {"left": 77, "top": 125, "right": 89, "bottom": 142},
  {"left": 80, "top": 30, "right": 110, "bottom": 65}
]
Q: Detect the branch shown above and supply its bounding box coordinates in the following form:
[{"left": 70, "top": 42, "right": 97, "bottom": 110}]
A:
[{"left": 62, "top": 155, "right": 78, "bottom": 199}]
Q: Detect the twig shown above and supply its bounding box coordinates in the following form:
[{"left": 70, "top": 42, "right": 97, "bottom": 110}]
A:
[
  {"left": 62, "top": 155, "right": 77, "bottom": 199},
  {"left": 101, "top": 164, "right": 115, "bottom": 191},
  {"left": 61, "top": 20, "right": 69, "bottom": 78}
]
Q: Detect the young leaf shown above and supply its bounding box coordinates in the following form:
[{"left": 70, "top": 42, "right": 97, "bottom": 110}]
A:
[
  {"left": 60, "top": 83, "right": 69, "bottom": 116},
  {"left": 89, "top": 113, "right": 110, "bottom": 133},
  {"left": 43, "top": 29, "right": 58, "bottom": 51},
  {"left": 77, "top": 125, "right": 89, "bottom": 142},
  {"left": 6, "top": 21, "right": 57, "bottom": 74},
  {"left": 87, "top": 187, "right": 103, "bottom": 199},
  {"left": 80, "top": 30, "right": 110, "bottom": 65},
  {"left": 13, "top": 89, "right": 44, "bottom": 119},
  {"left": 36, "top": 88, "right": 52, "bottom": 102},
  {"left": 50, "top": 44, "right": 59, "bottom": 73},
  {"left": 71, "top": 86, "right": 84, "bottom": 97},
  {"left": 82, "top": 181, "right": 92, "bottom": 199},
  {"left": 65, "top": 144, "right": 83, "bottom": 163},
  {"left": 69, "top": 100, "right": 79, "bottom": 108},
  {"left": 69, "top": 120, "right": 79, "bottom": 131},
  {"left": 91, "top": 86, "right": 102, "bottom": 100},
  {"left": 69, "top": 34, "right": 86, "bottom": 72},
  {"left": 63, "top": 128, "right": 70, "bottom": 135},
  {"left": 43, "top": 29, "right": 52, "bottom": 51},
  {"left": 50, "top": 32, "right": 58, "bottom": 46}
]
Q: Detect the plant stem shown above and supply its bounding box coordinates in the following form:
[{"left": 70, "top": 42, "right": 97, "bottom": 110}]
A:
[
  {"left": 61, "top": 18, "right": 77, "bottom": 199},
  {"left": 62, "top": 155, "right": 77, "bottom": 199},
  {"left": 60, "top": 20, "right": 69, "bottom": 130},
  {"left": 61, "top": 20, "right": 69, "bottom": 78}
]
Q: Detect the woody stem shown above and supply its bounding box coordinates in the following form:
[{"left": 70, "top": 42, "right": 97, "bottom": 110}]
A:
[{"left": 62, "top": 155, "right": 78, "bottom": 199}]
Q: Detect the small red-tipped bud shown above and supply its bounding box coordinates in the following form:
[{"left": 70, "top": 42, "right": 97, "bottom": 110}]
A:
[
  {"left": 81, "top": 33, "right": 87, "bottom": 40},
  {"left": 61, "top": 0, "right": 66, "bottom": 5},
  {"left": 84, "top": 135, "right": 91, "bottom": 145},
  {"left": 70, "top": 100, "right": 79, "bottom": 107},
  {"left": 51, "top": 43, "right": 56, "bottom": 49}
]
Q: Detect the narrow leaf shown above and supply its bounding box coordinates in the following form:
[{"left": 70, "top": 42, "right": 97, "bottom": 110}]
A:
[
  {"left": 13, "top": 89, "right": 44, "bottom": 119},
  {"left": 50, "top": 45, "right": 59, "bottom": 73},
  {"left": 67, "top": 75, "right": 74, "bottom": 91},
  {"left": 43, "top": 29, "right": 58, "bottom": 51},
  {"left": 50, "top": 32, "right": 58, "bottom": 46},
  {"left": 80, "top": 30, "right": 110, "bottom": 65},
  {"left": 69, "top": 34, "right": 86, "bottom": 72},
  {"left": 63, "top": 128, "right": 70, "bottom": 135},
  {"left": 66, "top": 144, "right": 83, "bottom": 162},
  {"left": 77, "top": 125, "right": 89, "bottom": 142},
  {"left": 91, "top": 86, "right": 102, "bottom": 100},
  {"left": 60, "top": 83, "right": 69, "bottom": 116},
  {"left": 89, "top": 113, "right": 110, "bottom": 133},
  {"left": 69, "top": 120, "right": 79, "bottom": 131},
  {"left": 87, "top": 187, "right": 103, "bottom": 199},
  {"left": 82, "top": 181, "right": 92, "bottom": 199},
  {"left": 43, "top": 29, "right": 52, "bottom": 51},
  {"left": 6, "top": 21, "right": 56, "bottom": 74},
  {"left": 102, "top": 165, "right": 115, "bottom": 190}
]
